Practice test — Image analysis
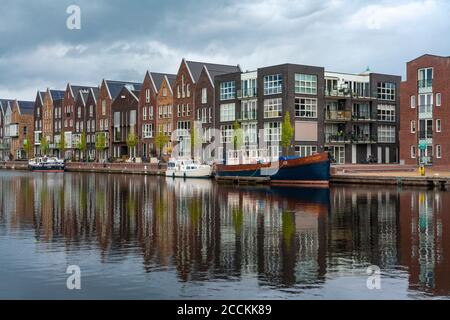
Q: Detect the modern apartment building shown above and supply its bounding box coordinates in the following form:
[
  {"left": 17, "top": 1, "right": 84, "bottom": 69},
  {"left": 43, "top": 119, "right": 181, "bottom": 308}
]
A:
[
  {"left": 324, "top": 70, "right": 401, "bottom": 164},
  {"left": 214, "top": 64, "right": 400, "bottom": 164},
  {"left": 400, "top": 54, "right": 450, "bottom": 167}
]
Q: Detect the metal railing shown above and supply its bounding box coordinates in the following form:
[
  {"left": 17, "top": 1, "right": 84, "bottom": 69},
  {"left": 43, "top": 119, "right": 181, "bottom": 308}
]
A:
[
  {"left": 325, "top": 87, "right": 374, "bottom": 99},
  {"left": 237, "top": 88, "right": 258, "bottom": 99},
  {"left": 352, "top": 112, "right": 378, "bottom": 121},
  {"left": 326, "top": 132, "right": 378, "bottom": 144}
]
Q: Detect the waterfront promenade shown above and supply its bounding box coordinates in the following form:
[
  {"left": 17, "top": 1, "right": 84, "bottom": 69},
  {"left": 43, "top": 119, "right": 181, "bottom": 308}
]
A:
[{"left": 1, "top": 161, "right": 449, "bottom": 188}]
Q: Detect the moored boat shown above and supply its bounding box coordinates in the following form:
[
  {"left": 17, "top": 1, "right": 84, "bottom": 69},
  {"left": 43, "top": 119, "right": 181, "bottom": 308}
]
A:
[
  {"left": 215, "top": 152, "right": 331, "bottom": 186},
  {"left": 28, "top": 157, "right": 65, "bottom": 173},
  {"left": 166, "top": 159, "right": 212, "bottom": 179}
]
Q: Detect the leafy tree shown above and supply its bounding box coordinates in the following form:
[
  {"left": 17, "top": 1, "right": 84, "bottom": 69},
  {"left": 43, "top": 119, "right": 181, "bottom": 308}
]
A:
[
  {"left": 154, "top": 130, "right": 169, "bottom": 160},
  {"left": 40, "top": 136, "right": 50, "bottom": 156},
  {"left": 95, "top": 133, "right": 107, "bottom": 161},
  {"left": 190, "top": 123, "right": 202, "bottom": 160},
  {"left": 281, "top": 112, "right": 294, "bottom": 156},
  {"left": 126, "top": 128, "right": 138, "bottom": 158},
  {"left": 232, "top": 121, "right": 244, "bottom": 151},
  {"left": 23, "top": 136, "right": 33, "bottom": 159},
  {"left": 78, "top": 131, "right": 87, "bottom": 162}
]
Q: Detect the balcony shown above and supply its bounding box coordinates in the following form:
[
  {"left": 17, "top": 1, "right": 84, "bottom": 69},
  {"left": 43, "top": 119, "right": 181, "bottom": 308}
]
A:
[
  {"left": 325, "top": 110, "right": 352, "bottom": 122},
  {"left": 325, "top": 132, "right": 350, "bottom": 144},
  {"left": 418, "top": 130, "right": 433, "bottom": 139},
  {"left": 325, "top": 87, "right": 374, "bottom": 99},
  {"left": 237, "top": 88, "right": 257, "bottom": 99},
  {"left": 351, "top": 134, "right": 378, "bottom": 144},
  {"left": 351, "top": 112, "right": 378, "bottom": 122}
]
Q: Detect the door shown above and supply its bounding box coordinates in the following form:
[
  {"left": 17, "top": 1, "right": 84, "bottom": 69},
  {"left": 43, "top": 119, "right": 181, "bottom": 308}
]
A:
[
  {"left": 385, "top": 147, "right": 390, "bottom": 164},
  {"left": 377, "top": 147, "right": 382, "bottom": 164}
]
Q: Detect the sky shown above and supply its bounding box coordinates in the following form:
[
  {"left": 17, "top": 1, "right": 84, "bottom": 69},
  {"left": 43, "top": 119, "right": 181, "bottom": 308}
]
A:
[{"left": 0, "top": 0, "right": 449, "bottom": 101}]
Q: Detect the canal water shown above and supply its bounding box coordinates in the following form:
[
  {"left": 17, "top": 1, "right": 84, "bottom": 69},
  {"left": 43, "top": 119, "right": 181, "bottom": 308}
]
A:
[{"left": 0, "top": 170, "right": 449, "bottom": 300}]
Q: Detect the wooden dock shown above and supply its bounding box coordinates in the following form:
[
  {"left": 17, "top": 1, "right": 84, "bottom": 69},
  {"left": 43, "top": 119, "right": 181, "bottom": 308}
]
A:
[{"left": 331, "top": 174, "right": 449, "bottom": 188}]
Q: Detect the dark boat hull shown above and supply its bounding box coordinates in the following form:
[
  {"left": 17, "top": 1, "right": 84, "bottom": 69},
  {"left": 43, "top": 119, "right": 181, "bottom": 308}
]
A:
[
  {"left": 215, "top": 153, "right": 330, "bottom": 185},
  {"left": 29, "top": 164, "right": 65, "bottom": 173}
]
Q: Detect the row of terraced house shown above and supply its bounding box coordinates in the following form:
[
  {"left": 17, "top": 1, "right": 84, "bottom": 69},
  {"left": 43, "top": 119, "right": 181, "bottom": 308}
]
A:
[{"left": 0, "top": 54, "right": 449, "bottom": 166}]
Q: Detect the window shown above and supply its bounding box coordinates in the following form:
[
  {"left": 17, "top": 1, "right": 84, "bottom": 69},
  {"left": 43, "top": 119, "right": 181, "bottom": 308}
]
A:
[
  {"left": 418, "top": 68, "right": 433, "bottom": 88},
  {"left": 411, "top": 120, "right": 416, "bottom": 133},
  {"left": 77, "top": 107, "right": 82, "bottom": 118},
  {"left": 377, "top": 82, "right": 396, "bottom": 101},
  {"left": 295, "top": 74, "right": 317, "bottom": 95},
  {"left": 102, "top": 100, "right": 106, "bottom": 116},
  {"left": 177, "top": 105, "right": 181, "bottom": 117},
  {"left": 295, "top": 145, "right": 318, "bottom": 158},
  {"left": 221, "top": 125, "right": 233, "bottom": 143},
  {"left": 146, "top": 89, "right": 150, "bottom": 103},
  {"left": 377, "top": 104, "right": 396, "bottom": 122},
  {"left": 411, "top": 145, "right": 416, "bottom": 159},
  {"left": 242, "top": 122, "right": 258, "bottom": 144},
  {"left": 162, "top": 88, "right": 168, "bottom": 97},
  {"left": 436, "top": 119, "right": 441, "bottom": 132},
  {"left": 143, "top": 124, "right": 153, "bottom": 138},
  {"left": 143, "top": 107, "right": 147, "bottom": 121},
  {"left": 130, "top": 110, "right": 136, "bottom": 126},
  {"left": 410, "top": 96, "right": 416, "bottom": 108},
  {"left": 201, "top": 88, "right": 207, "bottom": 104},
  {"left": 295, "top": 98, "right": 317, "bottom": 118},
  {"left": 89, "top": 105, "right": 94, "bottom": 117},
  {"left": 264, "top": 122, "right": 281, "bottom": 142},
  {"left": 436, "top": 93, "right": 442, "bottom": 106},
  {"left": 114, "top": 112, "right": 120, "bottom": 127},
  {"left": 220, "top": 81, "right": 236, "bottom": 100},
  {"left": 436, "top": 145, "right": 442, "bottom": 159},
  {"left": 378, "top": 125, "right": 396, "bottom": 143},
  {"left": 220, "top": 103, "right": 235, "bottom": 122},
  {"left": 186, "top": 84, "right": 191, "bottom": 98},
  {"left": 241, "top": 100, "right": 257, "bottom": 120},
  {"left": 264, "top": 98, "right": 282, "bottom": 118},
  {"left": 104, "top": 118, "right": 108, "bottom": 129},
  {"left": 419, "top": 94, "right": 433, "bottom": 113},
  {"left": 264, "top": 74, "right": 283, "bottom": 95},
  {"left": 177, "top": 86, "right": 181, "bottom": 99}
]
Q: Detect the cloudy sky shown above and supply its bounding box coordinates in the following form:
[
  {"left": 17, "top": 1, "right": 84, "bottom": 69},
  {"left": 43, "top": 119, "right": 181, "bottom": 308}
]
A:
[{"left": 0, "top": 0, "right": 449, "bottom": 101}]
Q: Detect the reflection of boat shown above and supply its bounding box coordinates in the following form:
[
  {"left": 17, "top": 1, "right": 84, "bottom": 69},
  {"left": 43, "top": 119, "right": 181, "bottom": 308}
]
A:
[
  {"left": 215, "top": 153, "right": 331, "bottom": 186},
  {"left": 166, "top": 159, "right": 212, "bottom": 179},
  {"left": 28, "top": 157, "right": 65, "bottom": 173}
]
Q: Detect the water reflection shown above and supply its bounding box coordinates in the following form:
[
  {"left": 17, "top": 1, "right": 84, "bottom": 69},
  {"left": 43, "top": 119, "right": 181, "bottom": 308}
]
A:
[{"left": 0, "top": 171, "right": 449, "bottom": 299}]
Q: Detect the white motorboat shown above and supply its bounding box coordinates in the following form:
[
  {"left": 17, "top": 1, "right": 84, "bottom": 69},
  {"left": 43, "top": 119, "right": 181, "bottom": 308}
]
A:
[
  {"left": 28, "top": 157, "right": 65, "bottom": 172},
  {"left": 166, "top": 159, "right": 212, "bottom": 179}
]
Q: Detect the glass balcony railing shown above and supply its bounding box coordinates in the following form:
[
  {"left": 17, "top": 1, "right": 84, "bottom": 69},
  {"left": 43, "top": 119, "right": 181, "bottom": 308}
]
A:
[
  {"left": 325, "top": 110, "right": 352, "bottom": 121},
  {"left": 352, "top": 112, "right": 378, "bottom": 121},
  {"left": 419, "top": 105, "right": 433, "bottom": 113},
  {"left": 418, "top": 130, "right": 433, "bottom": 139},
  {"left": 237, "top": 88, "right": 258, "bottom": 99},
  {"left": 418, "top": 79, "right": 433, "bottom": 89}
]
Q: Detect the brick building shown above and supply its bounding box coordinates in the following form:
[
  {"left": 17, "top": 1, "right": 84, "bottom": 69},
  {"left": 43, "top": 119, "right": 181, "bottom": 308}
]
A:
[
  {"left": 400, "top": 54, "right": 450, "bottom": 167},
  {"left": 10, "top": 100, "right": 35, "bottom": 160}
]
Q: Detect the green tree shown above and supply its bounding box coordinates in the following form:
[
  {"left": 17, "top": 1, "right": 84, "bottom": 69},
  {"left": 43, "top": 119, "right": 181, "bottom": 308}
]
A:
[
  {"left": 23, "top": 136, "right": 33, "bottom": 159},
  {"left": 281, "top": 112, "right": 294, "bottom": 156},
  {"left": 190, "top": 124, "right": 203, "bottom": 160},
  {"left": 154, "top": 130, "right": 169, "bottom": 160},
  {"left": 232, "top": 121, "right": 243, "bottom": 151},
  {"left": 78, "top": 131, "right": 87, "bottom": 162},
  {"left": 126, "top": 128, "right": 138, "bottom": 158},
  {"left": 57, "top": 133, "right": 66, "bottom": 155},
  {"left": 40, "top": 136, "right": 50, "bottom": 156},
  {"left": 95, "top": 133, "right": 107, "bottom": 162}
]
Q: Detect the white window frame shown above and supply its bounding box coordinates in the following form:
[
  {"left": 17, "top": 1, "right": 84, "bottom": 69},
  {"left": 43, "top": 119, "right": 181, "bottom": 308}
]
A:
[
  {"left": 377, "top": 104, "right": 396, "bottom": 122},
  {"left": 201, "top": 88, "right": 207, "bottom": 104},
  {"left": 264, "top": 74, "right": 283, "bottom": 95},
  {"left": 436, "top": 119, "right": 441, "bottom": 132},
  {"left": 436, "top": 93, "right": 442, "bottom": 107},
  {"left": 220, "top": 125, "right": 233, "bottom": 144},
  {"left": 411, "top": 145, "right": 416, "bottom": 159},
  {"left": 410, "top": 96, "right": 416, "bottom": 108},
  {"left": 295, "top": 145, "right": 318, "bottom": 158},
  {"left": 220, "top": 103, "right": 236, "bottom": 122},
  {"left": 220, "top": 81, "right": 236, "bottom": 101},
  {"left": 378, "top": 125, "right": 396, "bottom": 143},
  {"left": 436, "top": 145, "right": 442, "bottom": 159},
  {"left": 411, "top": 120, "right": 416, "bottom": 133},
  {"left": 295, "top": 74, "right": 317, "bottom": 95},
  {"left": 264, "top": 98, "right": 282, "bottom": 119}
]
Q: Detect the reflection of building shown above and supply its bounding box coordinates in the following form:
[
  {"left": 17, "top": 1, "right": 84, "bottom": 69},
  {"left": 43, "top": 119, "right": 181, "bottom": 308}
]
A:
[{"left": 399, "top": 190, "right": 450, "bottom": 296}]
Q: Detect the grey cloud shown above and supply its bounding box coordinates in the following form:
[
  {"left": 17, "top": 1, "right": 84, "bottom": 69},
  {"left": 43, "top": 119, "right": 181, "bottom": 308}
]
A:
[{"left": 0, "top": 0, "right": 449, "bottom": 100}]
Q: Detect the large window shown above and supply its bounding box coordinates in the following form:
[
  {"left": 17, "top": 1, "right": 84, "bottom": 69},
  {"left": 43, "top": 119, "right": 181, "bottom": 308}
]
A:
[
  {"left": 378, "top": 125, "right": 396, "bottom": 143},
  {"left": 242, "top": 123, "right": 258, "bottom": 144},
  {"left": 264, "top": 74, "right": 283, "bottom": 95},
  {"left": 295, "top": 74, "right": 317, "bottom": 95},
  {"left": 264, "top": 122, "right": 281, "bottom": 143},
  {"left": 201, "top": 88, "right": 207, "bottom": 104},
  {"left": 377, "top": 82, "right": 396, "bottom": 101},
  {"left": 418, "top": 68, "right": 433, "bottom": 88},
  {"left": 295, "top": 145, "right": 318, "bottom": 158},
  {"left": 377, "top": 104, "right": 396, "bottom": 122},
  {"left": 142, "top": 124, "right": 153, "bottom": 138},
  {"left": 220, "top": 81, "right": 236, "bottom": 101},
  {"left": 264, "top": 98, "right": 282, "bottom": 119},
  {"left": 221, "top": 125, "right": 233, "bottom": 143},
  {"left": 241, "top": 100, "right": 257, "bottom": 120},
  {"left": 295, "top": 98, "right": 317, "bottom": 118},
  {"left": 220, "top": 103, "right": 236, "bottom": 122}
]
